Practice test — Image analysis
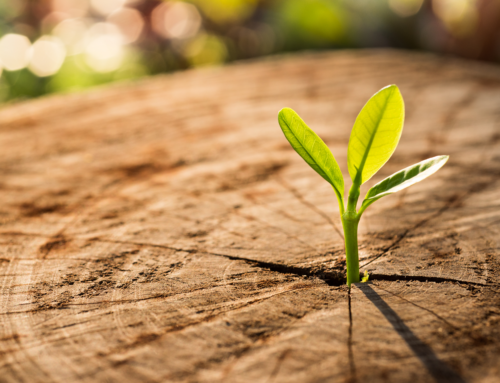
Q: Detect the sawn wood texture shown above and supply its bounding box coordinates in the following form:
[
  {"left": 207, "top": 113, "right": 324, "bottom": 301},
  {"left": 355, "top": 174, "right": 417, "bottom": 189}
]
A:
[{"left": 0, "top": 50, "right": 499, "bottom": 383}]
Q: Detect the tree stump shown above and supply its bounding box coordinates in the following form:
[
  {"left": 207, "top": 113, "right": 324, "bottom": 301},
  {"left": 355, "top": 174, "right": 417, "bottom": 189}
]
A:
[{"left": 0, "top": 50, "right": 499, "bottom": 383}]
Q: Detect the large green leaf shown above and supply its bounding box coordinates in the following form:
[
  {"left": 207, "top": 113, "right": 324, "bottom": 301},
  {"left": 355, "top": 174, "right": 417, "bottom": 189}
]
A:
[
  {"left": 278, "top": 108, "right": 344, "bottom": 206},
  {"left": 348, "top": 85, "right": 405, "bottom": 185},
  {"left": 359, "top": 155, "right": 449, "bottom": 214}
]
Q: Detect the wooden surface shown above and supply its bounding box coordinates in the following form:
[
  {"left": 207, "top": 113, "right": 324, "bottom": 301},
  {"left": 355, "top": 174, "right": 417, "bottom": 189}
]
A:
[{"left": 0, "top": 50, "right": 499, "bottom": 383}]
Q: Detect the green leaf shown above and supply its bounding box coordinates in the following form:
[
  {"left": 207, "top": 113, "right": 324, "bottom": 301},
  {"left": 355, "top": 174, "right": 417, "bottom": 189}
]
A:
[
  {"left": 348, "top": 85, "right": 405, "bottom": 185},
  {"left": 361, "top": 270, "right": 369, "bottom": 283},
  {"left": 278, "top": 107, "right": 344, "bottom": 208},
  {"left": 359, "top": 155, "right": 449, "bottom": 214}
]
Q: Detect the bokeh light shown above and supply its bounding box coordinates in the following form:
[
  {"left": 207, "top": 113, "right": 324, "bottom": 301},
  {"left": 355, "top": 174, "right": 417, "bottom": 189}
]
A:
[
  {"left": 90, "top": 0, "right": 127, "bottom": 16},
  {"left": 84, "top": 22, "right": 124, "bottom": 72},
  {"left": 432, "top": 0, "right": 478, "bottom": 36},
  {"left": 28, "top": 36, "right": 66, "bottom": 77},
  {"left": 108, "top": 7, "right": 144, "bottom": 44},
  {"left": 151, "top": 2, "right": 202, "bottom": 40},
  {"left": 0, "top": 0, "right": 498, "bottom": 102},
  {"left": 184, "top": 33, "right": 228, "bottom": 67},
  {"left": 53, "top": 18, "right": 89, "bottom": 55},
  {"left": 388, "top": 0, "right": 424, "bottom": 17},
  {"left": 51, "top": 0, "right": 90, "bottom": 18},
  {"left": 279, "top": 0, "right": 348, "bottom": 47},
  {"left": 41, "top": 12, "right": 68, "bottom": 34},
  {"left": 0, "top": 34, "right": 32, "bottom": 71}
]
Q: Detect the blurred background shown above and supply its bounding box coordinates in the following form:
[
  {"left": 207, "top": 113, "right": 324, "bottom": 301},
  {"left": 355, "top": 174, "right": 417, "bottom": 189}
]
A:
[{"left": 0, "top": 0, "right": 499, "bottom": 103}]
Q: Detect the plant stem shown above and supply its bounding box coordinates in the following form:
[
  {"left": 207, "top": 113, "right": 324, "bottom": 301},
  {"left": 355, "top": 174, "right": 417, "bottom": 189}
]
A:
[
  {"left": 342, "top": 213, "right": 360, "bottom": 287},
  {"left": 343, "top": 182, "right": 361, "bottom": 287},
  {"left": 346, "top": 183, "right": 360, "bottom": 213}
]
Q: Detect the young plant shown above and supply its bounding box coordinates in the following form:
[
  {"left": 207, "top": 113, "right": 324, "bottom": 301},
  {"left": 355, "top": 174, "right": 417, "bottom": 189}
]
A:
[{"left": 278, "top": 85, "right": 448, "bottom": 287}]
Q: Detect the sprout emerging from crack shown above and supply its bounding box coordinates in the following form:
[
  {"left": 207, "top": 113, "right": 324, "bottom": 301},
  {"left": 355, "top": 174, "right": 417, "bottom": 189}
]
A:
[{"left": 278, "top": 85, "right": 448, "bottom": 286}]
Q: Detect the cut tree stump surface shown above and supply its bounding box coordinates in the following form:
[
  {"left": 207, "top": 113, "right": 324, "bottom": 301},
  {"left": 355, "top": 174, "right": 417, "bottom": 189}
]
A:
[{"left": 0, "top": 50, "right": 499, "bottom": 383}]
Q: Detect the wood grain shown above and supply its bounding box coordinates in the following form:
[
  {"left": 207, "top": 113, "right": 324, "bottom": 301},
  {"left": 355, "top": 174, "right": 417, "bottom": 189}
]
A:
[{"left": 0, "top": 50, "right": 499, "bottom": 382}]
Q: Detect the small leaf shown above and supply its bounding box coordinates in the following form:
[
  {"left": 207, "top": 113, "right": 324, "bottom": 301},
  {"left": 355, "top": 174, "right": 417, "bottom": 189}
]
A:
[
  {"left": 278, "top": 108, "right": 344, "bottom": 206},
  {"left": 348, "top": 85, "right": 405, "bottom": 185},
  {"left": 361, "top": 270, "right": 369, "bottom": 283},
  {"left": 359, "top": 155, "right": 449, "bottom": 213}
]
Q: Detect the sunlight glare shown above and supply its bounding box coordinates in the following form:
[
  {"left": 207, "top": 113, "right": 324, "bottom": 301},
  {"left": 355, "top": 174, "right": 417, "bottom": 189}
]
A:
[
  {"left": 53, "top": 18, "right": 88, "bottom": 55},
  {"left": 28, "top": 36, "right": 66, "bottom": 77},
  {"left": 151, "top": 2, "right": 202, "bottom": 40},
  {"left": 0, "top": 34, "right": 31, "bottom": 71},
  {"left": 90, "top": 0, "right": 127, "bottom": 16},
  {"left": 51, "top": 0, "right": 89, "bottom": 18},
  {"left": 108, "top": 7, "right": 144, "bottom": 43},
  {"left": 85, "top": 22, "right": 124, "bottom": 72}
]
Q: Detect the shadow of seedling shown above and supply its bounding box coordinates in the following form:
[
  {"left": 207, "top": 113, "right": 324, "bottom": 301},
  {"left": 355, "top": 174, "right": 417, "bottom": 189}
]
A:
[{"left": 356, "top": 284, "right": 467, "bottom": 383}]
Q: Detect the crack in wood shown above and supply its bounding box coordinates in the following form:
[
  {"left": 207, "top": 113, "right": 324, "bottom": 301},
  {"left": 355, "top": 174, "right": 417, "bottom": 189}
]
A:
[
  {"left": 361, "top": 176, "right": 499, "bottom": 268},
  {"left": 1, "top": 51, "right": 500, "bottom": 383},
  {"left": 347, "top": 291, "right": 356, "bottom": 383},
  {"left": 206, "top": 251, "right": 493, "bottom": 288},
  {"left": 4, "top": 231, "right": 488, "bottom": 293},
  {"left": 369, "top": 273, "right": 488, "bottom": 287},
  {"left": 92, "top": 238, "right": 493, "bottom": 288}
]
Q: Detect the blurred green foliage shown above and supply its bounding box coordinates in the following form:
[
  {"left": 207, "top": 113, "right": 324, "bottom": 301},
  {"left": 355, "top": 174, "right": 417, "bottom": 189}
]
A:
[
  {"left": 0, "top": 0, "right": 498, "bottom": 103},
  {"left": 278, "top": 0, "right": 350, "bottom": 47}
]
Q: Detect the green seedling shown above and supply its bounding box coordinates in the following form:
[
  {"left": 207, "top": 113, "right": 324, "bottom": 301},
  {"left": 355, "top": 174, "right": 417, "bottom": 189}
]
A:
[{"left": 278, "top": 85, "right": 448, "bottom": 287}]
